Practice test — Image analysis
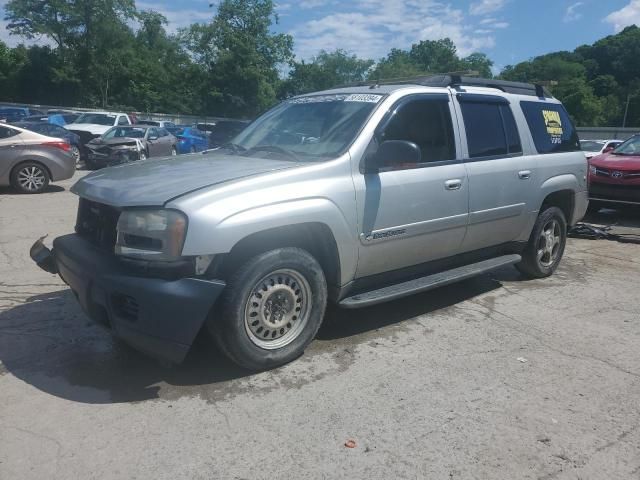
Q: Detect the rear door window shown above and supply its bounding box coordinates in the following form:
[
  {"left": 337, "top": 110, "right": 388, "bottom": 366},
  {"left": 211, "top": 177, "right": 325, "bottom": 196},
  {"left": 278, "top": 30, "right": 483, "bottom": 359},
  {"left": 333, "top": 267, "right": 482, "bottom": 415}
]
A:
[
  {"left": 459, "top": 98, "right": 523, "bottom": 159},
  {"left": 520, "top": 101, "right": 580, "bottom": 154}
]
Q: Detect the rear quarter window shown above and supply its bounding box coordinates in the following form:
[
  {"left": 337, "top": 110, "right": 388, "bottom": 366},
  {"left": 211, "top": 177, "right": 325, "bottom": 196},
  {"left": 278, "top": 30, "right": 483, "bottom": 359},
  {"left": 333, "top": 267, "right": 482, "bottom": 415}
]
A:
[{"left": 520, "top": 101, "right": 580, "bottom": 154}]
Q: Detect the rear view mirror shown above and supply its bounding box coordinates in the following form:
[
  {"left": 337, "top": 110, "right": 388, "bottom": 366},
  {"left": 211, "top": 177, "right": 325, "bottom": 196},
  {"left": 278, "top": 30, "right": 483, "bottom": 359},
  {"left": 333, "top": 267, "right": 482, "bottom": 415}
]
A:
[{"left": 365, "top": 140, "right": 421, "bottom": 173}]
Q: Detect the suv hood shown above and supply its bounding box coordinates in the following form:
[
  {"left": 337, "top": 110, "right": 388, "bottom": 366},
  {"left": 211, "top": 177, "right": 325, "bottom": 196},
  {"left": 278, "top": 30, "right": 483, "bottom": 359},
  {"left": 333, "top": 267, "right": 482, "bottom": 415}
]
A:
[
  {"left": 590, "top": 152, "right": 640, "bottom": 170},
  {"left": 68, "top": 124, "right": 113, "bottom": 135},
  {"left": 71, "top": 152, "right": 300, "bottom": 207}
]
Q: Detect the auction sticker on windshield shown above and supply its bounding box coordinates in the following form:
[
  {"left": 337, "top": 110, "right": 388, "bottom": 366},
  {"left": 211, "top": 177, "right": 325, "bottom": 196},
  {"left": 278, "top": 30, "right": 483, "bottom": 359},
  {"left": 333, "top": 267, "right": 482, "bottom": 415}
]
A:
[{"left": 289, "top": 94, "right": 383, "bottom": 104}]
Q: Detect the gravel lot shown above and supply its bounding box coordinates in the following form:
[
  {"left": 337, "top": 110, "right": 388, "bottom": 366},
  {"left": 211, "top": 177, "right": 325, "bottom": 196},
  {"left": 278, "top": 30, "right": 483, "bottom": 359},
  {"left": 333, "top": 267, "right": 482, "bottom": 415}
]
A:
[{"left": 1, "top": 172, "right": 639, "bottom": 480}]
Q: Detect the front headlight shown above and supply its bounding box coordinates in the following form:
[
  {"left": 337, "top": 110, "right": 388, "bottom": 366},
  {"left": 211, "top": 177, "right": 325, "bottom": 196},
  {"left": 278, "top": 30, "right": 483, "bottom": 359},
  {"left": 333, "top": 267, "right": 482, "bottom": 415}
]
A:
[{"left": 115, "top": 209, "right": 187, "bottom": 261}]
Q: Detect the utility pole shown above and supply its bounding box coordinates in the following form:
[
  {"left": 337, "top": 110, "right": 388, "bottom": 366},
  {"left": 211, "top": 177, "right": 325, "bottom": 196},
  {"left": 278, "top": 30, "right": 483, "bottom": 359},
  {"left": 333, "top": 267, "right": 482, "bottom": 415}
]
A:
[{"left": 623, "top": 93, "right": 631, "bottom": 128}]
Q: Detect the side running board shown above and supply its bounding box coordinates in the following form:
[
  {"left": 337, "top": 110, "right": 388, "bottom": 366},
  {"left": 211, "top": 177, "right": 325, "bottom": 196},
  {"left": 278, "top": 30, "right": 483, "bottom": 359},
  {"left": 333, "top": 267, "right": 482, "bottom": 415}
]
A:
[{"left": 339, "top": 254, "right": 521, "bottom": 309}]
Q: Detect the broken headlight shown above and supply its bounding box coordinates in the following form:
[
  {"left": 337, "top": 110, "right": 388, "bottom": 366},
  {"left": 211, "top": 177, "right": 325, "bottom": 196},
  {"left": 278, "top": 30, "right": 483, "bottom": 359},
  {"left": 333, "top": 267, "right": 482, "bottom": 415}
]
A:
[{"left": 115, "top": 209, "right": 187, "bottom": 261}]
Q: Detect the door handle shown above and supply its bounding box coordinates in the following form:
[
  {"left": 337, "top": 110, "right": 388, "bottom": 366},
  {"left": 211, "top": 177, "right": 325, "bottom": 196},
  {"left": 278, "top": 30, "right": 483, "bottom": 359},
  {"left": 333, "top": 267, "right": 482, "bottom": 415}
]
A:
[
  {"left": 445, "top": 179, "right": 462, "bottom": 190},
  {"left": 518, "top": 170, "right": 531, "bottom": 180}
]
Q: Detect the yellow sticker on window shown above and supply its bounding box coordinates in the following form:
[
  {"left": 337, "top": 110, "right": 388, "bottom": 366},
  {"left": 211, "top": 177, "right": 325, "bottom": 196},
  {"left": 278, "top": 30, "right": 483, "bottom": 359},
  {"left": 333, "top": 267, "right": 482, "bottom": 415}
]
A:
[{"left": 542, "top": 110, "right": 563, "bottom": 136}]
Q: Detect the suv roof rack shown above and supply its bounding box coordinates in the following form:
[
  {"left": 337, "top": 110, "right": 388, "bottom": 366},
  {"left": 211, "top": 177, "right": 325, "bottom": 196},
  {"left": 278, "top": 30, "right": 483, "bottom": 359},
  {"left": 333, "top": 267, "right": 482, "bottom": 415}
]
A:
[
  {"left": 418, "top": 74, "right": 550, "bottom": 97},
  {"left": 340, "top": 73, "right": 551, "bottom": 98}
]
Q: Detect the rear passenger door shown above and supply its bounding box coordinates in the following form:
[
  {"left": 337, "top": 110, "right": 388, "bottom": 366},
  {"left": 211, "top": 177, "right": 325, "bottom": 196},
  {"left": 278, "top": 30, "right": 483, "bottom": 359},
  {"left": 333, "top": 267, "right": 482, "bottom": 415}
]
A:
[
  {"left": 0, "top": 125, "right": 24, "bottom": 179},
  {"left": 355, "top": 94, "right": 469, "bottom": 278},
  {"left": 455, "top": 94, "right": 536, "bottom": 252}
]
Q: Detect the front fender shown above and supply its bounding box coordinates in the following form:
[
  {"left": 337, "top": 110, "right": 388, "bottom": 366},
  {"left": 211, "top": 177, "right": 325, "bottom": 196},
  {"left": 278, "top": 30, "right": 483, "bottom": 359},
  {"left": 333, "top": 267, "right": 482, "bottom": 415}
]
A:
[{"left": 182, "top": 198, "right": 358, "bottom": 286}]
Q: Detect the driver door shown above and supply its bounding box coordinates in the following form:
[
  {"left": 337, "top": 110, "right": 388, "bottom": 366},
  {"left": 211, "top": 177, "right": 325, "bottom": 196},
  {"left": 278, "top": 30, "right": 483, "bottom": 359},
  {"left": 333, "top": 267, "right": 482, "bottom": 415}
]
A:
[{"left": 355, "top": 94, "right": 469, "bottom": 278}]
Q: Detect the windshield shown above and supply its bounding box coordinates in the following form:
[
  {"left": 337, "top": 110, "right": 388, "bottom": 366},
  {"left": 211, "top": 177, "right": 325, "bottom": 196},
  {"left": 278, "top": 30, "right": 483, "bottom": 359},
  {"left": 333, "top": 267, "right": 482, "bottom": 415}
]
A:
[
  {"left": 232, "top": 93, "right": 384, "bottom": 160},
  {"left": 75, "top": 113, "right": 116, "bottom": 125},
  {"left": 580, "top": 140, "right": 605, "bottom": 152},
  {"left": 612, "top": 136, "right": 640, "bottom": 155},
  {"left": 137, "top": 120, "right": 160, "bottom": 126},
  {"left": 103, "top": 126, "right": 147, "bottom": 139}
]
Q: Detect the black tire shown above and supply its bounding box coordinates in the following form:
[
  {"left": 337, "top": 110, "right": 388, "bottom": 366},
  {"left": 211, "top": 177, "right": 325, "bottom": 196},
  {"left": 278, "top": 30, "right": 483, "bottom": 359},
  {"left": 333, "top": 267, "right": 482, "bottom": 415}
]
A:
[
  {"left": 516, "top": 206, "right": 567, "bottom": 279},
  {"left": 209, "top": 247, "right": 327, "bottom": 370},
  {"left": 10, "top": 161, "right": 50, "bottom": 194},
  {"left": 171, "top": 146, "right": 177, "bottom": 156}
]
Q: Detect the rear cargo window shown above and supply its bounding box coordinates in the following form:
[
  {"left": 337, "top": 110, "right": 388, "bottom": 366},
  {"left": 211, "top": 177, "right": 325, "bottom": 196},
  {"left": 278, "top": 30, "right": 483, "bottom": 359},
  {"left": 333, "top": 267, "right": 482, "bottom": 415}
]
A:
[{"left": 520, "top": 101, "right": 580, "bottom": 154}]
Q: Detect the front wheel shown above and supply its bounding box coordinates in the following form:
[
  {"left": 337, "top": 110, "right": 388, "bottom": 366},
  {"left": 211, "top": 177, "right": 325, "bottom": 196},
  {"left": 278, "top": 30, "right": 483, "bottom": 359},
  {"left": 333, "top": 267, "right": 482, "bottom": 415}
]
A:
[
  {"left": 516, "top": 206, "right": 567, "bottom": 278},
  {"left": 171, "top": 146, "right": 177, "bottom": 156},
  {"left": 210, "top": 248, "right": 327, "bottom": 370},
  {"left": 139, "top": 151, "right": 148, "bottom": 161}
]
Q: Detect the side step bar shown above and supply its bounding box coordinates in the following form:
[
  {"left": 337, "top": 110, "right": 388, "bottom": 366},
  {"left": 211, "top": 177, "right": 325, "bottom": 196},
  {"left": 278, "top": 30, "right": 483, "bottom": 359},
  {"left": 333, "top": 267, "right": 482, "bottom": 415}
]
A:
[{"left": 339, "top": 254, "right": 521, "bottom": 309}]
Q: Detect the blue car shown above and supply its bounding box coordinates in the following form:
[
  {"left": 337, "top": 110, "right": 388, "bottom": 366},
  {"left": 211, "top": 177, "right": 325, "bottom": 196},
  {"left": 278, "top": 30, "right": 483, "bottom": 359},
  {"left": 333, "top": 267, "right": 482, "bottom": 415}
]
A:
[
  {"left": 168, "top": 126, "right": 209, "bottom": 154},
  {"left": 13, "top": 121, "right": 83, "bottom": 166},
  {"left": 22, "top": 113, "right": 67, "bottom": 126},
  {"left": 0, "top": 106, "right": 45, "bottom": 122}
]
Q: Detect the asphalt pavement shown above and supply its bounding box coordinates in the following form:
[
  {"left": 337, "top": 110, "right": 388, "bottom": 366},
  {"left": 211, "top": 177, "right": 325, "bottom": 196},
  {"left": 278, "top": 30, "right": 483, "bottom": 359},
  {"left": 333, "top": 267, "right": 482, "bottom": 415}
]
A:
[{"left": 1, "top": 172, "right": 639, "bottom": 479}]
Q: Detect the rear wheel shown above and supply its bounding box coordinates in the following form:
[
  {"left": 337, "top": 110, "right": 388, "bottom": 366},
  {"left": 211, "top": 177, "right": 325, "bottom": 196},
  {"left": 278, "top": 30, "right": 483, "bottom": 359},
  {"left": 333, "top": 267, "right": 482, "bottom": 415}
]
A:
[
  {"left": 70, "top": 145, "right": 82, "bottom": 168},
  {"left": 210, "top": 247, "right": 327, "bottom": 370},
  {"left": 517, "top": 206, "right": 567, "bottom": 278},
  {"left": 10, "top": 162, "right": 50, "bottom": 194}
]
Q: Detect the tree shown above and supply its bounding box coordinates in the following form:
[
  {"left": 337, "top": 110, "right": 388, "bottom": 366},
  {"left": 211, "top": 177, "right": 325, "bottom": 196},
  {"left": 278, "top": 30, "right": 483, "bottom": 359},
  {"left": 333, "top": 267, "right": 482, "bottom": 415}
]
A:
[
  {"left": 408, "top": 39, "right": 461, "bottom": 73},
  {"left": 460, "top": 52, "right": 493, "bottom": 78},
  {"left": 369, "top": 48, "right": 422, "bottom": 80},
  {"left": 281, "top": 49, "right": 374, "bottom": 96},
  {"left": 181, "top": 0, "right": 293, "bottom": 117}
]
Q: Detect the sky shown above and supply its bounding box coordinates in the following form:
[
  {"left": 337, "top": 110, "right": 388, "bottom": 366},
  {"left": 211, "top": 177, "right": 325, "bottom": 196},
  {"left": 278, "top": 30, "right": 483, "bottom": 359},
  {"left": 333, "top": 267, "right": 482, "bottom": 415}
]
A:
[{"left": 1, "top": 0, "right": 640, "bottom": 74}]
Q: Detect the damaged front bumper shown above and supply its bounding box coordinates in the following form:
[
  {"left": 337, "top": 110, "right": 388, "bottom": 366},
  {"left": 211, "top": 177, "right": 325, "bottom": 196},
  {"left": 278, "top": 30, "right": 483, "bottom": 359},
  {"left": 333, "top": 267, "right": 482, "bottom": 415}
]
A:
[
  {"left": 86, "top": 141, "right": 145, "bottom": 167},
  {"left": 30, "top": 234, "right": 226, "bottom": 364}
]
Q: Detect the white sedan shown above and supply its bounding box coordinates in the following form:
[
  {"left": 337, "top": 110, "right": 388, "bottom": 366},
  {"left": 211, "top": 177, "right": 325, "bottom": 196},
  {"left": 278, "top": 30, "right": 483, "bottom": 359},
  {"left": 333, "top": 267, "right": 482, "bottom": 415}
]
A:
[{"left": 580, "top": 139, "right": 624, "bottom": 159}]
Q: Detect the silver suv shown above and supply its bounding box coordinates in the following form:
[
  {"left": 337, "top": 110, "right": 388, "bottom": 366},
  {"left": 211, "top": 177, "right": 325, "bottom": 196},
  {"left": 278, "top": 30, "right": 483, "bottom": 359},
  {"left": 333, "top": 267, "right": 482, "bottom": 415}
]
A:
[{"left": 31, "top": 76, "right": 588, "bottom": 370}]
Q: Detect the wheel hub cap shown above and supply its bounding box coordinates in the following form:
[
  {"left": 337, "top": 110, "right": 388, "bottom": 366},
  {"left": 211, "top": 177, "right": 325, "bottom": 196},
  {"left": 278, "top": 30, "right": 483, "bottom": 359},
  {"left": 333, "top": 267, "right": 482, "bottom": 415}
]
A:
[{"left": 244, "top": 269, "right": 311, "bottom": 350}]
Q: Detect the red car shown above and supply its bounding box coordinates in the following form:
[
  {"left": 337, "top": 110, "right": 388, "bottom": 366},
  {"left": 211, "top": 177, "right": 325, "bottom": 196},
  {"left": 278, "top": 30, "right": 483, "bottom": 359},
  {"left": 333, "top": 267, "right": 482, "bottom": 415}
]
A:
[{"left": 588, "top": 134, "right": 640, "bottom": 209}]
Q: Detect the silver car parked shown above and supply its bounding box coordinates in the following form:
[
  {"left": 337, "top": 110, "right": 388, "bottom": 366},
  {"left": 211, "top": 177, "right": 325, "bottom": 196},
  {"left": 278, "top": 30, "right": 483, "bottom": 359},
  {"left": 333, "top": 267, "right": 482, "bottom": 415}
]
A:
[{"left": 0, "top": 123, "right": 75, "bottom": 193}]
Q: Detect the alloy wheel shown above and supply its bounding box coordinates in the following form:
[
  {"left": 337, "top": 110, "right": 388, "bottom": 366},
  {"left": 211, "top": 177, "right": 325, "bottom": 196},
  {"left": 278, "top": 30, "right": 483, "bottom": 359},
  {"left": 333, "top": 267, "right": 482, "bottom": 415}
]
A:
[
  {"left": 17, "top": 166, "right": 46, "bottom": 192},
  {"left": 536, "top": 219, "right": 562, "bottom": 268}
]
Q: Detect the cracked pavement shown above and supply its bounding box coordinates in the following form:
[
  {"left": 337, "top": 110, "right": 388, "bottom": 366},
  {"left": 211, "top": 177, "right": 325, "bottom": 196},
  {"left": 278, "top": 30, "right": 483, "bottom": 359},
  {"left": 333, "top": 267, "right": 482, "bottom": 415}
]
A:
[{"left": 1, "top": 173, "right": 639, "bottom": 479}]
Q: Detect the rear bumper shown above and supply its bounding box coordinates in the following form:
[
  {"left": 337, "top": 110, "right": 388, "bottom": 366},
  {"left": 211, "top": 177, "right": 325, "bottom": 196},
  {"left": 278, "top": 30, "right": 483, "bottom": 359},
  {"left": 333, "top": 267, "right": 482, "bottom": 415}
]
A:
[{"left": 31, "top": 234, "right": 225, "bottom": 363}]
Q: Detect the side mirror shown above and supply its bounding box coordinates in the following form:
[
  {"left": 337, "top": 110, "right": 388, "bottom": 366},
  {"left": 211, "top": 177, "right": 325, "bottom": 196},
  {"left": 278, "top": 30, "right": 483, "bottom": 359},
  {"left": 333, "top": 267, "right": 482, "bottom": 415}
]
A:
[
  {"left": 365, "top": 140, "right": 421, "bottom": 173},
  {"left": 148, "top": 135, "right": 158, "bottom": 141},
  {"left": 603, "top": 146, "right": 615, "bottom": 154}
]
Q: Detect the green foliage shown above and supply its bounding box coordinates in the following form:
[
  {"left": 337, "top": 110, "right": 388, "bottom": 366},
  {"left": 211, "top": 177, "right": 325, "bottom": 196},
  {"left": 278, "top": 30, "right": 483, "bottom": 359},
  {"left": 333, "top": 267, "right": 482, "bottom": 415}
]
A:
[
  {"left": 500, "top": 26, "right": 640, "bottom": 126},
  {"left": 281, "top": 49, "right": 374, "bottom": 96},
  {"left": 180, "top": 0, "right": 293, "bottom": 117},
  {"left": 0, "top": 1, "right": 638, "bottom": 124}
]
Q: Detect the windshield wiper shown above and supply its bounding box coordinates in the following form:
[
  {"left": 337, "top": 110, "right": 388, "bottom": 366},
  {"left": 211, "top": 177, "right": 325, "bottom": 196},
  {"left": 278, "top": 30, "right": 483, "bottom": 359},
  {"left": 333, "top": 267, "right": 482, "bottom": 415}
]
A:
[
  {"left": 218, "top": 142, "right": 247, "bottom": 154},
  {"left": 244, "top": 145, "right": 299, "bottom": 162}
]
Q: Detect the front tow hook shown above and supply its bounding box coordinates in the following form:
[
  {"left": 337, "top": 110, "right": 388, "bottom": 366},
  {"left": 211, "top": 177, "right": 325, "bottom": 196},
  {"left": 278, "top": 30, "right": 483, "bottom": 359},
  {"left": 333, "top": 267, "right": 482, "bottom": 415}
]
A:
[{"left": 29, "top": 236, "right": 58, "bottom": 274}]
